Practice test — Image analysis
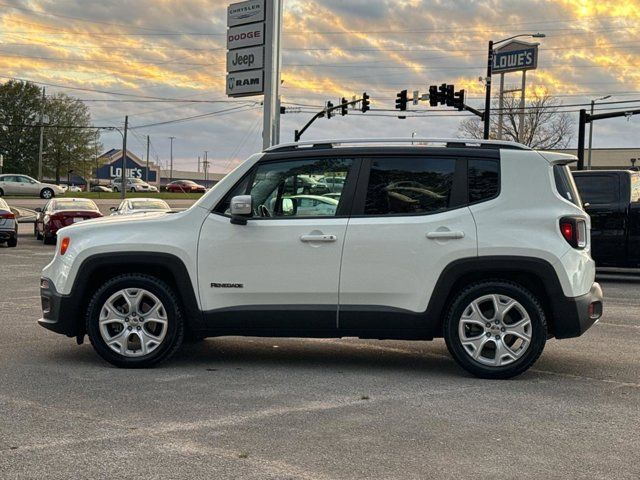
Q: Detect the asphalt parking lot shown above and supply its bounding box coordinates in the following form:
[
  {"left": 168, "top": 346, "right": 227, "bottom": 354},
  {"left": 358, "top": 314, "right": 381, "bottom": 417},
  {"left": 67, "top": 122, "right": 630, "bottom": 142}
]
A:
[{"left": 1, "top": 224, "right": 639, "bottom": 479}]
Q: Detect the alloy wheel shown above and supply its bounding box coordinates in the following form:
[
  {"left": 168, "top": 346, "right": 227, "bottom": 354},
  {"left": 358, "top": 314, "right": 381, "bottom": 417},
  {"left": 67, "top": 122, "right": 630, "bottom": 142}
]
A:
[
  {"left": 98, "top": 288, "right": 168, "bottom": 357},
  {"left": 458, "top": 294, "right": 532, "bottom": 367}
]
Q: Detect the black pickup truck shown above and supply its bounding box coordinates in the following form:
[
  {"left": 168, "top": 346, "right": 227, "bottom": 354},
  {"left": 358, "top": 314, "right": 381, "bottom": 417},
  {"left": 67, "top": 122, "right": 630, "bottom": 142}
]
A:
[{"left": 572, "top": 170, "right": 640, "bottom": 267}]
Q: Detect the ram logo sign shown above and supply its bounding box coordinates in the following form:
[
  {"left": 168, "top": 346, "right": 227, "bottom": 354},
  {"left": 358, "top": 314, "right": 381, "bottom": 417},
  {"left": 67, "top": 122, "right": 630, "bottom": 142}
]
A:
[
  {"left": 493, "top": 40, "right": 539, "bottom": 74},
  {"left": 226, "top": 70, "right": 264, "bottom": 96}
]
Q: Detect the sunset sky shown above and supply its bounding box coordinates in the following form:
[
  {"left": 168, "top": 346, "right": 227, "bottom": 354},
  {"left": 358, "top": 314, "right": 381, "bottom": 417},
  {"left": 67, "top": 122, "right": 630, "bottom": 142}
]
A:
[{"left": 1, "top": 0, "right": 639, "bottom": 172}]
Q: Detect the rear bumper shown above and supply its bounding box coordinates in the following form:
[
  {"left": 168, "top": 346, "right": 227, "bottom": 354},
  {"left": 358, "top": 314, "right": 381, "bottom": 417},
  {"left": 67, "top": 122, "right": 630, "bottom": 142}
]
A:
[
  {"left": 553, "top": 282, "right": 603, "bottom": 339},
  {"left": 38, "top": 278, "right": 79, "bottom": 337},
  {"left": 0, "top": 229, "right": 16, "bottom": 240}
]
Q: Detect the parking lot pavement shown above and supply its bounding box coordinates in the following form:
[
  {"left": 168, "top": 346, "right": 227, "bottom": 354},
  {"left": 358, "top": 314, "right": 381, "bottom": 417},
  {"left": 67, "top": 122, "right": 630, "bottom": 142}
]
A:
[{"left": 1, "top": 227, "right": 639, "bottom": 479}]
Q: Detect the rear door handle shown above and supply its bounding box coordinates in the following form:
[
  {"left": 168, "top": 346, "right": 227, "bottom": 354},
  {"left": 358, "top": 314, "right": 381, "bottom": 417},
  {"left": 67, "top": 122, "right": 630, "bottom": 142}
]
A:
[
  {"left": 426, "top": 231, "right": 465, "bottom": 240},
  {"left": 300, "top": 234, "right": 337, "bottom": 243}
]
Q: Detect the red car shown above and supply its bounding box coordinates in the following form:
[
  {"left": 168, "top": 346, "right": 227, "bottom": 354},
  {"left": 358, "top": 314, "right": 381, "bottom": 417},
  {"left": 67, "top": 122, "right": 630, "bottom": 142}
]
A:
[
  {"left": 165, "top": 180, "right": 206, "bottom": 193},
  {"left": 35, "top": 198, "right": 103, "bottom": 244}
]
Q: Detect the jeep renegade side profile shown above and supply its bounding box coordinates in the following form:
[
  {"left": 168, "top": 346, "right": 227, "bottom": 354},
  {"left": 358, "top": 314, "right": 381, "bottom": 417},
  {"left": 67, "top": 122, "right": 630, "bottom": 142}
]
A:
[{"left": 39, "top": 139, "right": 603, "bottom": 379}]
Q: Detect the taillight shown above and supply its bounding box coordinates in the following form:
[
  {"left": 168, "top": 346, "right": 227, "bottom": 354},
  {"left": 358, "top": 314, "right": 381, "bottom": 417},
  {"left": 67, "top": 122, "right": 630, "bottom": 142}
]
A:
[
  {"left": 0, "top": 212, "right": 15, "bottom": 219},
  {"left": 60, "top": 237, "right": 70, "bottom": 255},
  {"left": 560, "top": 217, "right": 587, "bottom": 249}
]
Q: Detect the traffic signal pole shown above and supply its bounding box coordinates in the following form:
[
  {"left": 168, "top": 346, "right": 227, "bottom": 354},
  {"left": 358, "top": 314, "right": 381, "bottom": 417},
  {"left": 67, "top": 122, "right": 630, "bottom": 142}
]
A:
[
  {"left": 483, "top": 40, "right": 494, "bottom": 139},
  {"left": 294, "top": 95, "right": 369, "bottom": 142},
  {"left": 576, "top": 107, "right": 640, "bottom": 170}
]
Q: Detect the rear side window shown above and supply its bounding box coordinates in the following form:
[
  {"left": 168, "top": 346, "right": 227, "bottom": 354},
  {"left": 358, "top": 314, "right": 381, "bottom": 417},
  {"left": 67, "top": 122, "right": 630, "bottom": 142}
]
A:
[
  {"left": 468, "top": 159, "right": 499, "bottom": 203},
  {"left": 554, "top": 165, "right": 582, "bottom": 206},
  {"left": 364, "top": 157, "right": 455, "bottom": 215},
  {"left": 573, "top": 174, "right": 618, "bottom": 205}
]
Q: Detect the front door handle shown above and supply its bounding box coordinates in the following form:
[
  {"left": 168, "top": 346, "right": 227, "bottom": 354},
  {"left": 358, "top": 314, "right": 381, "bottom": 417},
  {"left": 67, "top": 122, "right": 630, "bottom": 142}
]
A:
[
  {"left": 300, "top": 234, "right": 337, "bottom": 243},
  {"left": 426, "top": 231, "right": 465, "bottom": 240}
]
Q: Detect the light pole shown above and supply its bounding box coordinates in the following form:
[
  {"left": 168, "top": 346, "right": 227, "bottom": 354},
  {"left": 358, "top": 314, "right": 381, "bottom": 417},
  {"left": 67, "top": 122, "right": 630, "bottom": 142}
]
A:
[
  {"left": 483, "top": 33, "right": 545, "bottom": 140},
  {"left": 169, "top": 136, "right": 175, "bottom": 182},
  {"left": 587, "top": 95, "right": 612, "bottom": 170}
]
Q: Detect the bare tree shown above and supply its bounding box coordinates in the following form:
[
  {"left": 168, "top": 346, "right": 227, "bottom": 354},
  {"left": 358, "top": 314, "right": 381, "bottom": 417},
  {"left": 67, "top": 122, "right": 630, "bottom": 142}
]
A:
[{"left": 458, "top": 91, "right": 573, "bottom": 149}]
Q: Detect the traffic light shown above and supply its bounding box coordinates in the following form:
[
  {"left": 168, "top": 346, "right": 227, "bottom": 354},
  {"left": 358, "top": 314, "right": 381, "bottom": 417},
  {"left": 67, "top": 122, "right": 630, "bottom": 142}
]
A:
[
  {"left": 341, "top": 97, "right": 348, "bottom": 116},
  {"left": 428, "top": 85, "right": 438, "bottom": 107},
  {"left": 395, "top": 90, "right": 408, "bottom": 111},
  {"left": 326, "top": 101, "right": 334, "bottom": 119},
  {"left": 361, "top": 92, "right": 370, "bottom": 113},
  {"left": 445, "top": 84, "right": 455, "bottom": 107},
  {"left": 453, "top": 89, "right": 465, "bottom": 110}
]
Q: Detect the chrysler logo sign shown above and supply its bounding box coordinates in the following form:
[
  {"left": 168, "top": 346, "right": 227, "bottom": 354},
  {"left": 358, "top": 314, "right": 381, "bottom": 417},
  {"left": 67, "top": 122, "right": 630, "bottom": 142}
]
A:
[{"left": 227, "top": 0, "right": 264, "bottom": 27}]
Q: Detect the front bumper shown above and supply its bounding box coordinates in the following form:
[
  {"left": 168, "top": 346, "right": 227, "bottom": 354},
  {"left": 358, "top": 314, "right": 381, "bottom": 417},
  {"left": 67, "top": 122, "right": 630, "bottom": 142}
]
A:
[
  {"left": 38, "top": 278, "right": 80, "bottom": 337},
  {"left": 553, "top": 282, "right": 603, "bottom": 339}
]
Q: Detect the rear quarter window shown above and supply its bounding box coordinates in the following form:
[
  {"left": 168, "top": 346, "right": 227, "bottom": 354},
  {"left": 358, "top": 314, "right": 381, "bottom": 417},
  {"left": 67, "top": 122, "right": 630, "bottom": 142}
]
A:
[
  {"left": 468, "top": 159, "right": 499, "bottom": 203},
  {"left": 554, "top": 165, "right": 582, "bottom": 206}
]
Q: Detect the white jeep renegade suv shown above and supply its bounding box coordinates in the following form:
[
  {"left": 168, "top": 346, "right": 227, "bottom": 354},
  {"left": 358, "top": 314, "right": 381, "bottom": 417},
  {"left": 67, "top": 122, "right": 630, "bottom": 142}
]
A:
[{"left": 39, "top": 139, "right": 603, "bottom": 379}]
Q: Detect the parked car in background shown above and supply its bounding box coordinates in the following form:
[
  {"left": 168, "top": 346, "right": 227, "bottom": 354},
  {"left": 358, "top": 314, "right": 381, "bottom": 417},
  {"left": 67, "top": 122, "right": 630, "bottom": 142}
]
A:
[
  {"left": 91, "top": 185, "right": 113, "bottom": 193},
  {"left": 67, "top": 185, "right": 83, "bottom": 193},
  {"left": 166, "top": 180, "right": 206, "bottom": 193},
  {"left": 317, "top": 176, "right": 346, "bottom": 193},
  {"left": 0, "top": 174, "right": 66, "bottom": 199},
  {"left": 111, "top": 178, "right": 158, "bottom": 193},
  {"left": 289, "top": 195, "right": 339, "bottom": 216},
  {"left": 0, "top": 198, "right": 18, "bottom": 247},
  {"left": 110, "top": 198, "right": 171, "bottom": 216},
  {"left": 35, "top": 198, "right": 102, "bottom": 244},
  {"left": 572, "top": 169, "right": 640, "bottom": 267}
]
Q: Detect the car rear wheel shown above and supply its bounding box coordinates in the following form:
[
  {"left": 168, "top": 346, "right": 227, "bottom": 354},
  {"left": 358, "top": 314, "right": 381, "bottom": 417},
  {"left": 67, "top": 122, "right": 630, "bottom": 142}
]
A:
[
  {"left": 0, "top": 188, "right": 4, "bottom": 196},
  {"left": 444, "top": 280, "right": 547, "bottom": 379},
  {"left": 40, "top": 188, "right": 54, "bottom": 199},
  {"left": 86, "top": 274, "right": 184, "bottom": 368},
  {"left": 34, "top": 223, "right": 43, "bottom": 240},
  {"left": 7, "top": 236, "right": 17, "bottom": 247}
]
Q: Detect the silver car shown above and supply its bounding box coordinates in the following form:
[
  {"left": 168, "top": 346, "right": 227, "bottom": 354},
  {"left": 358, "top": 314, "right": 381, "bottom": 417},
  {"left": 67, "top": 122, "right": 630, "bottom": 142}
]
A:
[
  {"left": 111, "top": 178, "right": 158, "bottom": 193},
  {"left": 0, "top": 174, "right": 66, "bottom": 199},
  {"left": 110, "top": 198, "right": 171, "bottom": 216},
  {"left": 0, "top": 198, "right": 18, "bottom": 247}
]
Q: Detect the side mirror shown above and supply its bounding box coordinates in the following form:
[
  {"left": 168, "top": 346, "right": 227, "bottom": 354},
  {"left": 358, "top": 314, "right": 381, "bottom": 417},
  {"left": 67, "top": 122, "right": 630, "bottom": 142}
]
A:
[
  {"left": 230, "top": 195, "right": 252, "bottom": 225},
  {"left": 583, "top": 202, "right": 591, "bottom": 209},
  {"left": 35, "top": 207, "right": 42, "bottom": 213},
  {"left": 109, "top": 206, "right": 117, "bottom": 212}
]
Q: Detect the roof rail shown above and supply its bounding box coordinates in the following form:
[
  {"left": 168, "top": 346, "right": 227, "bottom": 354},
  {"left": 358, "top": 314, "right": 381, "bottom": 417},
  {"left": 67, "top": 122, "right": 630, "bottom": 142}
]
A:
[{"left": 264, "top": 137, "right": 531, "bottom": 153}]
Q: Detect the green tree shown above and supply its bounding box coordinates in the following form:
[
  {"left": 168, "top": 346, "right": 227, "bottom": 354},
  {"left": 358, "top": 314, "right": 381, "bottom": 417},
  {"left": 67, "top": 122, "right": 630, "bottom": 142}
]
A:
[
  {"left": 0, "top": 80, "right": 43, "bottom": 176},
  {"left": 43, "top": 93, "right": 98, "bottom": 183}
]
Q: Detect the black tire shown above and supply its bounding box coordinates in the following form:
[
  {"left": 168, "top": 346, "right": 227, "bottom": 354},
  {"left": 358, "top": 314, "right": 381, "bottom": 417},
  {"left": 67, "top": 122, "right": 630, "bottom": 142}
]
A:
[
  {"left": 7, "top": 236, "right": 17, "bottom": 247},
  {"left": 130, "top": 187, "right": 136, "bottom": 193},
  {"left": 40, "top": 188, "right": 54, "bottom": 199},
  {"left": 43, "top": 232, "right": 56, "bottom": 245},
  {"left": 86, "top": 274, "right": 184, "bottom": 368},
  {"left": 444, "top": 280, "right": 547, "bottom": 380},
  {"left": 35, "top": 225, "right": 43, "bottom": 240},
  {"left": 0, "top": 188, "right": 4, "bottom": 197}
]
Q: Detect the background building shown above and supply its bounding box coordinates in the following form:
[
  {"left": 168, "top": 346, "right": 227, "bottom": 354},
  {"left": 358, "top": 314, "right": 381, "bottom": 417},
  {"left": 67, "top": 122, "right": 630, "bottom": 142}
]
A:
[{"left": 554, "top": 148, "right": 640, "bottom": 170}]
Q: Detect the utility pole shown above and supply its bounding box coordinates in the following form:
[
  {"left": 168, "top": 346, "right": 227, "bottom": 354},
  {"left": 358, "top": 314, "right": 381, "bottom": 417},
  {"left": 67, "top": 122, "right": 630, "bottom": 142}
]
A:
[
  {"left": 37, "top": 87, "right": 45, "bottom": 181},
  {"left": 203, "top": 151, "right": 209, "bottom": 187},
  {"left": 197, "top": 156, "right": 201, "bottom": 173},
  {"left": 587, "top": 95, "right": 611, "bottom": 170},
  {"left": 169, "top": 136, "right": 175, "bottom": 182},
  {"left": 262, "top": 0, "right": 283, "bottom": 149},
  {"left": 121, "top": 116, "right": 128, "bottom": 201},
  {"left": 483, "top": 40, "right": 493, "bottom": 140},
  {"left": 145, "top": 135, "right": 150, "bottom": 182}
]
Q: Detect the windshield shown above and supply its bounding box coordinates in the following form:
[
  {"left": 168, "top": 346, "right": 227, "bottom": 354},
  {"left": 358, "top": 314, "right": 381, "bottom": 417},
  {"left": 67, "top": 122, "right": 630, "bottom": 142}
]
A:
[
  {"left": 53, "top": 200, "right": 98, "bottom": 211},
  {"left": 130, "top": 200, "right": 169, "bottom": 210}
]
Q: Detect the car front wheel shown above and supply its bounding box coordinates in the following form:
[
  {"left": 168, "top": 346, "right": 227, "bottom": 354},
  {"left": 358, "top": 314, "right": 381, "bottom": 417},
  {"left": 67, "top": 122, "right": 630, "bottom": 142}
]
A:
[
  {"left": 444, "top": 280, "right": 547, "bottom": 379},
  {"left": 86, "top": 274, "right": 184, "bottom": 368},
  {"left": 40, "top": 188, "right": 54, "bottom": 199}
]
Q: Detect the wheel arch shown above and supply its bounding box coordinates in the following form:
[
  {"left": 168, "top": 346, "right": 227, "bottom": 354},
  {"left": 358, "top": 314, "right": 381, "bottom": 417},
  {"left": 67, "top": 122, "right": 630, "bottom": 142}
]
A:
[
  {"left": 68, "top": 252, "right": 202, "bottom": 336},
  {"left": 426, "top": 256, "right": 564, "bottom": 338}
]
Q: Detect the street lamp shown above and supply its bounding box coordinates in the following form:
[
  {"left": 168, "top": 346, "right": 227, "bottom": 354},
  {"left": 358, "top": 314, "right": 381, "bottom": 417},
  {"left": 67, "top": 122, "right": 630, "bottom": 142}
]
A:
[
  {"left": 587, "top": 95, "right": 612, "bottom": 170},
  {"left": 483, "top": 33, "right": 546, "bottom": 140}
]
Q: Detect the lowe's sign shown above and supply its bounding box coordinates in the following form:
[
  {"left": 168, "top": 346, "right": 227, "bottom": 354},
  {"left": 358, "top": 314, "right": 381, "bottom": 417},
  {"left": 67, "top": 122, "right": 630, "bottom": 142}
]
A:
[
  {"left": 493, "top": 41, "right": 539, "bottom": 74},
  {"left": 96, "top": 156, "right": 157, "bottom": 183}
]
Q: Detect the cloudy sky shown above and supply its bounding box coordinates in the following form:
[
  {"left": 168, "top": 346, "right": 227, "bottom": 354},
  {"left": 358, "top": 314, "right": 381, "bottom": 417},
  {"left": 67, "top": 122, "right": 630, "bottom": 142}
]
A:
[{"left": 1, "top": 0, "right": 639, "bottom": 173}]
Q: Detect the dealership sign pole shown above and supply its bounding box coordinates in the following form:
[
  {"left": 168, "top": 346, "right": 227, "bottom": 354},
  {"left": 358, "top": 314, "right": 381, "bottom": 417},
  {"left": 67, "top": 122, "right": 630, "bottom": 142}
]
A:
[{"left": 226, "top": 0, "right": 282, "bottom": 149}]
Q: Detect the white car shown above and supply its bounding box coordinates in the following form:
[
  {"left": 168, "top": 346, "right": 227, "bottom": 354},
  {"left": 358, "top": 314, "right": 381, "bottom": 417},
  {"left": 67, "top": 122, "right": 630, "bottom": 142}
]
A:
[
  {"left": 0, "top": 198, "right": 18, "bottom": 247},
  {"left": 111, "top": 178, "right": 158, "bottom": 193},
  {"left": 110, "top": 198, "right": 171, "bottom": 216},
  {"left": 0, "top": 174, "right": 66, "bottom": 199},
  {"left": 67, "top": 185, "right": 83, "bottom": 193},
  {"left": 39, "top": 138, "right": 602, "bottom": 378}
]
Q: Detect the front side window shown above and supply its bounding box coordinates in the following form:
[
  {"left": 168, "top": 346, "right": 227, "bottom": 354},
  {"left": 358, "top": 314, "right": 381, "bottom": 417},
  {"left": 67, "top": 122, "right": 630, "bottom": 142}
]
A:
[
  {"left": 217, "top": 157, "right": 354, "bottom": 218},
  {"left": 364, "top": 157, "right": 456, "bottom": 215}
]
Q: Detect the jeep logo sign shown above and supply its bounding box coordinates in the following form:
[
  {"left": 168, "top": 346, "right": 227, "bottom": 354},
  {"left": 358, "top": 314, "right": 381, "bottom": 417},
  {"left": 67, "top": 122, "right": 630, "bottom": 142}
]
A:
[
  {"left": 227, "top": 0, "right": 264, "bottom": 27},
  {"left": 493, "top": 41, "right": 539, "bottom": 74},
  {"left": 226, "top": 70, "right": 264, "bottom": 96},
  {"left": 227, "top": 23, "right": 264, "bottom": 50},
  {"left": 227, "top": 46, "right": 264, "bottom": 73}
]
